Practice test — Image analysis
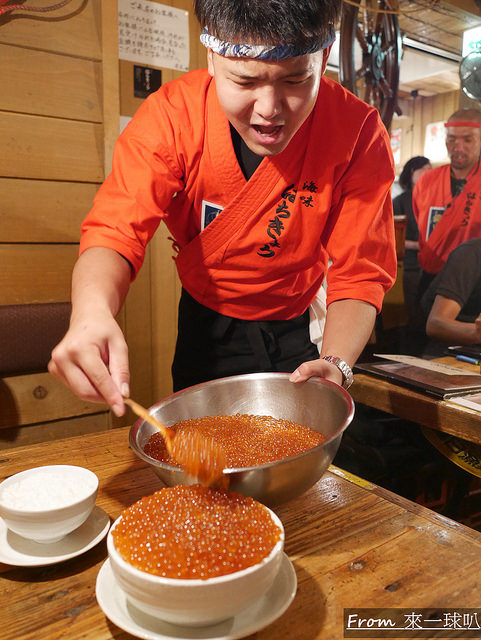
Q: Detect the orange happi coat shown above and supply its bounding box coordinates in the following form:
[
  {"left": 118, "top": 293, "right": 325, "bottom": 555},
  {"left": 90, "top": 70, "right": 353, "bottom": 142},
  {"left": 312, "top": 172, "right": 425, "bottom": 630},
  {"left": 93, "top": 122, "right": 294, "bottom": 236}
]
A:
[
  {"left": 80, "top": 70, "right": 396, "bottom": 321},
  {"left": 413, "top": 163, "right": 481, "bottom": 274}
]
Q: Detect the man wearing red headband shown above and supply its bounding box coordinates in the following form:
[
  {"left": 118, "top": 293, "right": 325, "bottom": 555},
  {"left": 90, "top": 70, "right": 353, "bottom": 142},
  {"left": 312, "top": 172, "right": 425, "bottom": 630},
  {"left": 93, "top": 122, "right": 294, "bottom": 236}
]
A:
[
  {"left": 48, "top": 0, "right": 396, "bottom": 416},
  {"left": 413, "top": 107, "right": 481, "bottom": 297}
]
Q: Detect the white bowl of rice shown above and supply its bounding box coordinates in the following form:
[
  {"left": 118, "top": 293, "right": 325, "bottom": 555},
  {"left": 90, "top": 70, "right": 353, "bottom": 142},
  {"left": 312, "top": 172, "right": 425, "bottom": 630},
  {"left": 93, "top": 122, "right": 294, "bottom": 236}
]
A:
[{"left": 0, "top": 465, "right": 98, "bottom": 543}]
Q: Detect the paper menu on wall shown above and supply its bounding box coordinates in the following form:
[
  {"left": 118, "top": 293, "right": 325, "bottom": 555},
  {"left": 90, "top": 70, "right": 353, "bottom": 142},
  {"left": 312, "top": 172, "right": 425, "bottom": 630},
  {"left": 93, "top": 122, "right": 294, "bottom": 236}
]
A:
[
  {"left": 118, "top": 0, "right": 190, "bottom": 72},
  {"left": 373, "top": 354, "right": 480, "bottom": 376}
]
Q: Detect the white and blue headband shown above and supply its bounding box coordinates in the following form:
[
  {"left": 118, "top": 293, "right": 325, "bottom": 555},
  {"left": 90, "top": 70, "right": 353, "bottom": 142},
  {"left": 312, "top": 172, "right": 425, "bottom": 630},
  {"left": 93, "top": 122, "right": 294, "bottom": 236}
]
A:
[{"left": 200, "top": 25, "right": 335, "bottom": 60}]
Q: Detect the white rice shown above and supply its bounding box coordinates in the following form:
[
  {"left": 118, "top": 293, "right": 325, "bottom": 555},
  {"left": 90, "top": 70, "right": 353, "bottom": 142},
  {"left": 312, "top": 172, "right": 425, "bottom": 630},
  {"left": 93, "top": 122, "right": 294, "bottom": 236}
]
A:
[{"left": 0, "top": 471, "right": 96, "bottom": 510}]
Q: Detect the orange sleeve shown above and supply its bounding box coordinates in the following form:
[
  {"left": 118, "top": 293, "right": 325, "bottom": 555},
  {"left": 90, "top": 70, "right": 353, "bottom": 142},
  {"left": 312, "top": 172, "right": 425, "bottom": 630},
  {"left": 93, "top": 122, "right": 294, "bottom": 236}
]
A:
[
  {"left": 79, "top": 87, "right": 186, "bottom": 278},
  {"left": 323, "top": 109, "right": 397, "bottom": 313}
]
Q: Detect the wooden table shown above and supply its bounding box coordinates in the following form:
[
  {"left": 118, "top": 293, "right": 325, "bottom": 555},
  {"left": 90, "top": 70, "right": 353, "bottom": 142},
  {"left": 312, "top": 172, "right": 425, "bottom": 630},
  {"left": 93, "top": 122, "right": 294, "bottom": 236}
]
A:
[
  {"left": 2, "top": 427, "right": 481, "bottom": 639},
  {"left": 351, "top": 356, "right": 481, "bottom": 444}
]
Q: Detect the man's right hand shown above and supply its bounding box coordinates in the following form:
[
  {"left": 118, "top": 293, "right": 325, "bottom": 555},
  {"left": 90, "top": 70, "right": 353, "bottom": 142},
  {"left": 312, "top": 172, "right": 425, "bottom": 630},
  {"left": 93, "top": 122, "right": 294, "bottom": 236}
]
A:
[
  {"left": 48, "top": 308, "right": 130, "bottom": 417},
  {"left": 48, "top": 247, "right": 133, "bottom": 417}
]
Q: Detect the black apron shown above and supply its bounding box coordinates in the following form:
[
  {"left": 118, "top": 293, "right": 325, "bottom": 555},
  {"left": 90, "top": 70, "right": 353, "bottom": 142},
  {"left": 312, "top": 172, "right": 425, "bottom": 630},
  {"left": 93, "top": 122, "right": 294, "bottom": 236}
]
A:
[{"left": 172, "top": 289, "right": 318, "bottom": 392}]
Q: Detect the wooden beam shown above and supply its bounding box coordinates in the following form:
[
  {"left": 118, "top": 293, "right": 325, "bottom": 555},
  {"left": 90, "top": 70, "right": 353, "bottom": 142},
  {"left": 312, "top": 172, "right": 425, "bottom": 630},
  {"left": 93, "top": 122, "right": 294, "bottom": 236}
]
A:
[
  {"left": 444, "top": 1, "right": 481, "bottom": 19},
  {"left": 100, "top": 0, "right": 120, "bottom": 177}
]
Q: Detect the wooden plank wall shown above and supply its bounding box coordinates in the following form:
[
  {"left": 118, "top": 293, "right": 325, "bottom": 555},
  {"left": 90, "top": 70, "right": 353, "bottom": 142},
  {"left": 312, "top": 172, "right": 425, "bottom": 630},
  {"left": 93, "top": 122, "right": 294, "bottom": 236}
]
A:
[
  {"left": 0, "top": 0, "right": 117, "bottom": 447},
  {"left": 392, "top": 91, "right": 459, "bottom": 173},
  {"left": 0, "top": 0, "right": 207, "bottom": 448},
  {"left": 118, "top": 0, "right": 206, "bottom": 403}
]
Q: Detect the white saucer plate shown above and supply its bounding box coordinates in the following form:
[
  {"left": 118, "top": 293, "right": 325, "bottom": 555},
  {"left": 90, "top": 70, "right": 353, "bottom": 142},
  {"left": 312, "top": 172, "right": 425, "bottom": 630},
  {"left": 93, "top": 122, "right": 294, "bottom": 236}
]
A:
[
  {"left": 96, "top": 552, "right": 297, "bottom": 640},
  {"left": 0, "top": 505, "right": 110, "bottom": 567}
]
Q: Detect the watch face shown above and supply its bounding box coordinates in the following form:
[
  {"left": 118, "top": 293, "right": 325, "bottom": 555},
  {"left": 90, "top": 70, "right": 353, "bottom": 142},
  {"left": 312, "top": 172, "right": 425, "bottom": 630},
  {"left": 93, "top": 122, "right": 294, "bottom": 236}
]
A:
[{"left": 323, "top": 356, "right": 353, "bottom": 389}]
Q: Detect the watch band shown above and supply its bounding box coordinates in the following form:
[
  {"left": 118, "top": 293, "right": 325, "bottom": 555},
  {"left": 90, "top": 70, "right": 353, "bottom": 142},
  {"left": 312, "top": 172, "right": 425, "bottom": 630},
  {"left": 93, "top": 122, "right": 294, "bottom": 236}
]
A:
[{"left": 322, "top": 355, "right": 354, "bottom": 390}]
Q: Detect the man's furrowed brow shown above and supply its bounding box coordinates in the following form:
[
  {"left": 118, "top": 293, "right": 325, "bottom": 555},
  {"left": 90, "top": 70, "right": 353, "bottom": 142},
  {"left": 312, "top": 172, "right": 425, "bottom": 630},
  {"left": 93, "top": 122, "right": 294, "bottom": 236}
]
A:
[
  {"left": 230, "top": 68, "right": 310, "bottom": 81},
  {"left": 230, "top": 70, "right": 259, "bottom": 80}
]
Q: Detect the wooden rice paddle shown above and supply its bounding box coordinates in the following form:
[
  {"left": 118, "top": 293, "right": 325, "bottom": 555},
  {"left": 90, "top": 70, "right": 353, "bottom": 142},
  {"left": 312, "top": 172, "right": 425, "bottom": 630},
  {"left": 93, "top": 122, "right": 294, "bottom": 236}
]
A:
[{"left": 124, "top": 397, "right": 226, "bottom": 486}]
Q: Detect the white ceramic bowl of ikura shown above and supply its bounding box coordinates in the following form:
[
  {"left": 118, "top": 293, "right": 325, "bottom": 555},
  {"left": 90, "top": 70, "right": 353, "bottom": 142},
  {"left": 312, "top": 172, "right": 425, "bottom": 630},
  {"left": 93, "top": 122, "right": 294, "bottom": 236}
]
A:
[
  {"left": 0, "top": 465, "right": 98, "bottom": 544},
  {"left": 107, "top": 494, "right": 285, "bottom": 626}
]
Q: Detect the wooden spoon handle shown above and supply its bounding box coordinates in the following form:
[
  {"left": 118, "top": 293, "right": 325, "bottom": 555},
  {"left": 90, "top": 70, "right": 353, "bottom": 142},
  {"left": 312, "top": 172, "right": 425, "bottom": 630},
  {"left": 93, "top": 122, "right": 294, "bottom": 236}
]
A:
[
  {"left": 124, "top": 397, "right": 174, "bottom": 455},
  {"left": 124, "top": 397, "right": 226, "bottom": 486}
]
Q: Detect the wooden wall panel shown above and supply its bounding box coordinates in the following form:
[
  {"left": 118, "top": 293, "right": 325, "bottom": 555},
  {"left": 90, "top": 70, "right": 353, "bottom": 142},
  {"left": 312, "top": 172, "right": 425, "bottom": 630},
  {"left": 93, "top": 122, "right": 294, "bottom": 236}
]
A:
[
  {"left": 0, "top": 373, "right": 103, "bottom": 429},
  {"left": 432, "top": 95, "right": 446, "bottom": 123},
  {"left": 123, "top": 246, "right": 154, "bottom": 408},
  {"left": 151, "top": 226, "right": 180, "bottom": 401},
  {"left": 446, "top": 91, "right": 459, "bottom": 115},
  {"left": 459, "top": 90, "right": 480, "bottom": 110},
  {"left": 0, "top": 0, "right": 119, "bottom": 443},
  {"left": 100, "top": 0, "right": 120, "bottom": 176},
  {"left": 410, "top": 101, "right": 421, "bottom": 162},
  {"left": 0, "top": 44, "right": 102, "bottom": 122},
  {"left": 0, "top": 113, "right": 104, "bottom": 182},
  {"left": 1, "top": 178, "right": 98, "bottom": 243},
  {"left": 392, "top": 98, "right": 414, "bottom": 170},
  {"left": 0, "top": 0, "right": 102, "bottom": 59},
  {"left": 0, "top": 411, "right": 111, "bottom": 450},
  {"left": 0, "top": 245, "right": 78, "bottom": 305},
  {"left": 382, "top": 264, "right": 408, "bottom": 326},
  {"left": 392, "top": 90, "right": 460, "bottom": 173}
]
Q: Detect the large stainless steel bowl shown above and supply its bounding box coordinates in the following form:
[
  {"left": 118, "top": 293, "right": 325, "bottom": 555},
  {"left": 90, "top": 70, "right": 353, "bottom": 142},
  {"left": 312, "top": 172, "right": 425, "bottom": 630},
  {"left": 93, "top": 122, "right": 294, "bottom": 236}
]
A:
[{"left": 129, "top": 372, "right": 354, "bottom": 506}]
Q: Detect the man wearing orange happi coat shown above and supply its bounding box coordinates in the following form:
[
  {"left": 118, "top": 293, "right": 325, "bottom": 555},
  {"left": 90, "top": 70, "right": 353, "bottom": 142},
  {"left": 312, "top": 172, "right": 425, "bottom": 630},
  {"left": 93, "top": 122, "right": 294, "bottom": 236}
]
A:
[
  {"left": 413, "top": 108, "right": 481, "bottom": 298},
  {"left": 49, "top": 0, "right": 397, "bottom": 413}
]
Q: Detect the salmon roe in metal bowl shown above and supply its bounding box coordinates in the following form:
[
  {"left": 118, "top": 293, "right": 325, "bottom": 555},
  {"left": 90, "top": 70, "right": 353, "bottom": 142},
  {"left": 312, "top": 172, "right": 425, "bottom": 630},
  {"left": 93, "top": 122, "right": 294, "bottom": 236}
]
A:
[
  {"left": 111, "top": 484, "right": 282, "bottom": 579},
  {"left": 144, "top": 413, "right": 326, "bottom": 469}
]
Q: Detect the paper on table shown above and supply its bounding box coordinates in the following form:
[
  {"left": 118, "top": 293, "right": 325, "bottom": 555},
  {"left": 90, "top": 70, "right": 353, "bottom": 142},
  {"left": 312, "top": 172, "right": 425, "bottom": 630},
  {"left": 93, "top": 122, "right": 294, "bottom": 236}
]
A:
[
  {"left": 447, "top": 392, "right": 481, "bottom": 413},
  {"left": 373, "top": 354, "right": 481, "bottom": 377}
]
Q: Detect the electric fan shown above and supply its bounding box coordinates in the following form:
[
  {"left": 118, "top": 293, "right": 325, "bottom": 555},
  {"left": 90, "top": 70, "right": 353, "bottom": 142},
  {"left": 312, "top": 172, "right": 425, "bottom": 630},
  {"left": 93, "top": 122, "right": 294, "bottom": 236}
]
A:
[{"left": 459, "top": 50, "right": 481, "bottom": 101}]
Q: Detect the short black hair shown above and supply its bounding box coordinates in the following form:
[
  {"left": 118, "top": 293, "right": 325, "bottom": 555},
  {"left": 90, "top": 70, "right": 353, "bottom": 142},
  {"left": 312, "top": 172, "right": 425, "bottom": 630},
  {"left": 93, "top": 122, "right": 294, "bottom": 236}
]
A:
[
  {"left": 399, "top": 156, "right": 430, "bottom": 191},
  {"left": 193, "top": 0, "right": 341, "bottom": 49}
]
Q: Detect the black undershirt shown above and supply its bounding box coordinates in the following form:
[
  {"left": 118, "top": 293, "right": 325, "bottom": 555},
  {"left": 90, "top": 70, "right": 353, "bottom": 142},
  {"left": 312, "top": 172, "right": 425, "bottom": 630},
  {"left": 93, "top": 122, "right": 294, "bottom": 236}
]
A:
[
  {"left": 451, "top": 175, "right": 466, "bottom": 197},
  {"left": 230, "top": 124, "right": 263, "bottom": 180}
]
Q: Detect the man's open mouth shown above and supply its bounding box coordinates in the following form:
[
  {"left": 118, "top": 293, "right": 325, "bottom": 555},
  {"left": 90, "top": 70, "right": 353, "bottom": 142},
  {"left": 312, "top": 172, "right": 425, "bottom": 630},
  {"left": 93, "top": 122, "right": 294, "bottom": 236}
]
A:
[{"left": 253, "top": 124, "right": 283, "bottom": 136}]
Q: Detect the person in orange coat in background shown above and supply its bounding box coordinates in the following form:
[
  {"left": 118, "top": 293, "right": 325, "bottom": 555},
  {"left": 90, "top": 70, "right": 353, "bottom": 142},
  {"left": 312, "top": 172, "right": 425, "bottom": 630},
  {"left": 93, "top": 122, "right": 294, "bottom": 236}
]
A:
[
  {"left": 49, "top": 0, "right": 396, "bottom": 416},
  {"left": 413, "top": 108, "right": 481, "bottom": 300}
]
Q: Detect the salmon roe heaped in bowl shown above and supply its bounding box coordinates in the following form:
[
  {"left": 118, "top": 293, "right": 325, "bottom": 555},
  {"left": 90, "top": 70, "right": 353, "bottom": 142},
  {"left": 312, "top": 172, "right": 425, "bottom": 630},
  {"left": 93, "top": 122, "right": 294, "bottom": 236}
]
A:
[{"left": 111, "top": 484, "right": 282, "bottom": 579}]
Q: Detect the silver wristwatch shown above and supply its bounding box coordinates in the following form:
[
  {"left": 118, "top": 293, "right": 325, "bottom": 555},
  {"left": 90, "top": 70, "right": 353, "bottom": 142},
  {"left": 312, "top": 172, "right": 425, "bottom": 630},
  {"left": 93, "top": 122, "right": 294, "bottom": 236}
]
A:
[{"left": 322, "top": 355, "right": 354, "bottom": 390}]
